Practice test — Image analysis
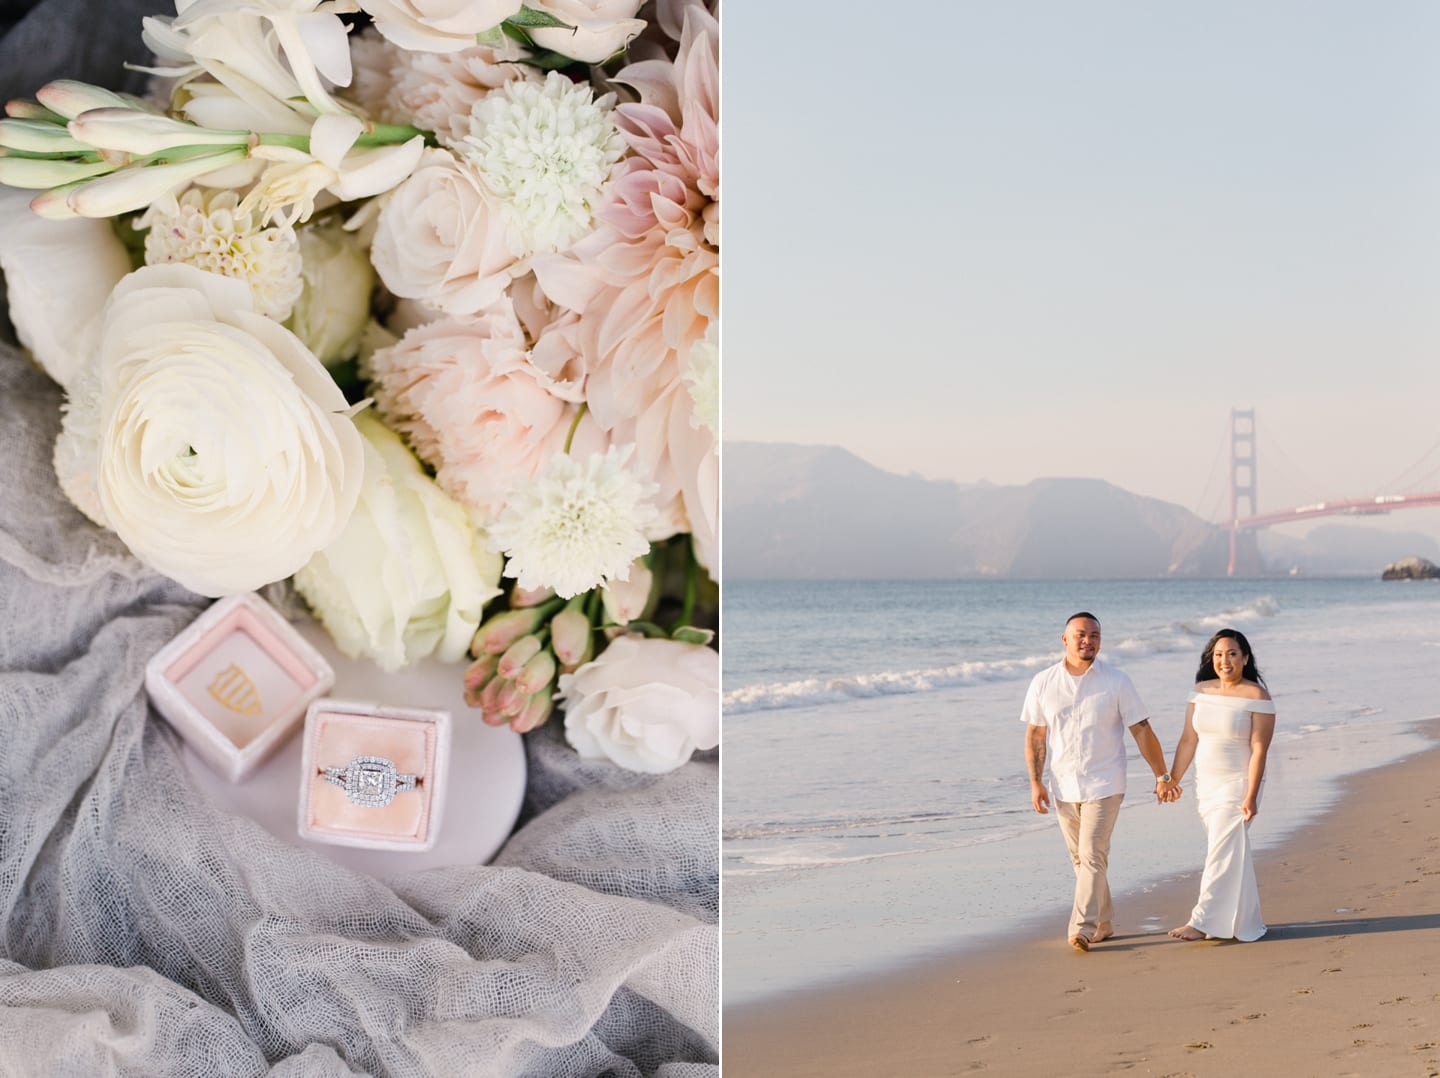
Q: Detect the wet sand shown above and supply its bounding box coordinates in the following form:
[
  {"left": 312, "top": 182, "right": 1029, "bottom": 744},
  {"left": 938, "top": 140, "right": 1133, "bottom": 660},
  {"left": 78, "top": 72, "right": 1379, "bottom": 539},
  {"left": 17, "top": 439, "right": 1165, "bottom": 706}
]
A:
[{"left": 724, "top": 719, "right": 1440, "bottom": 1077}]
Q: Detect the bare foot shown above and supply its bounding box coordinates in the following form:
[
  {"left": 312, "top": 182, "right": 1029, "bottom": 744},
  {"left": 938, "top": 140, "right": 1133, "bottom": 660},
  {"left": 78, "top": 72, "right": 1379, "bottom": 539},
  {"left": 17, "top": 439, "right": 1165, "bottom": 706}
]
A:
[
  {"left": 1091, "top": 923, "right": 1113, "bottom": 944},
  {"left": 1168, "top": 925, "right": 1207, "bottom": 941},
  {"left": 1069, "top": 935, "right": 1091, "bottom": 952}
]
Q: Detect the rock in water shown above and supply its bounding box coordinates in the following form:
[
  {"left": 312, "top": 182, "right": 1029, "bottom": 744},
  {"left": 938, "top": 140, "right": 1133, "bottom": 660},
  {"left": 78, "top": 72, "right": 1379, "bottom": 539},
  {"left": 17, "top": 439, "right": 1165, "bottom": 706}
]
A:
[{"left": 1381, "top": 556, "right": 1440, "bottom": 580}]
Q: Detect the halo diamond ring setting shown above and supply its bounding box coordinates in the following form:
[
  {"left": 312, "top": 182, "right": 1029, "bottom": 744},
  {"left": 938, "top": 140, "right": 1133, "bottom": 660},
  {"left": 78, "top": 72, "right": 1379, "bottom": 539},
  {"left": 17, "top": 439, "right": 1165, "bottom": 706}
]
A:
[{"left": 324, "top": 756, "right": 417, "bottom": 807}]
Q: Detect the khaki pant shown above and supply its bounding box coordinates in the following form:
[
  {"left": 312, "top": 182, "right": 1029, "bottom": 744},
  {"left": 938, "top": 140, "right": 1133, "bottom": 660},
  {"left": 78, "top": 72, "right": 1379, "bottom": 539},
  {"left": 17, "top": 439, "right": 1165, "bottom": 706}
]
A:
[{"left": 1055, "top": 793, "right": 1124, "bottom": 941}]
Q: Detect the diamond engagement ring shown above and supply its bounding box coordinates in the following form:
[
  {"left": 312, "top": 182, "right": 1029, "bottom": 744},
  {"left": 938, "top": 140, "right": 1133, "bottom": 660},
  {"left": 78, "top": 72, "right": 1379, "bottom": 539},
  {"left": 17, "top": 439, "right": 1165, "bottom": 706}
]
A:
[{"left": 323, "top": 756, "right": 418, "bottom": 807}]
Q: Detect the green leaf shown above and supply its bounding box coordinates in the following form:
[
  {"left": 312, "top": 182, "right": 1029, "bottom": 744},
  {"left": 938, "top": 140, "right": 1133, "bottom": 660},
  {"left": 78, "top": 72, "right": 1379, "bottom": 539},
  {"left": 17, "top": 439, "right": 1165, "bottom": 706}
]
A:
[
  {"left": 671, "top": 626, "right": 715, "bottom": 646},
  {"left": 110, "top": 214, "right": 148, "bottom": 271},
  {"left": 505, "top": 5, "right": 575, "bottom": 29},
  {"left": 619, "top": 620, "right": 669, "bottom": 639},
  {"left": 474, "top": 25, "right": 507, "bottom": 47}
]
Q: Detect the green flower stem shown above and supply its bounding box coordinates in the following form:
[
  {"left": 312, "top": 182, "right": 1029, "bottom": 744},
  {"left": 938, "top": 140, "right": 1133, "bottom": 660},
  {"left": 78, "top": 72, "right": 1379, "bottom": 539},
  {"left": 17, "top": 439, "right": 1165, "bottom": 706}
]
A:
[
  {"left": 562, "top": 403, "right": 589, "bottom": 455},
  {"left": 254, "top": 122, "right": 434, "bottom": 154}
]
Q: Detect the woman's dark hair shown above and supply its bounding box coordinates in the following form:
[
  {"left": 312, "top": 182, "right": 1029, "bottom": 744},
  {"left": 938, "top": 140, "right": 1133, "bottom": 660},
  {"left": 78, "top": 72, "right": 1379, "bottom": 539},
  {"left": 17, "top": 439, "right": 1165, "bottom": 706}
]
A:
[{"left": 1194, "top": 627, "right": 1265, "bottom": 686}]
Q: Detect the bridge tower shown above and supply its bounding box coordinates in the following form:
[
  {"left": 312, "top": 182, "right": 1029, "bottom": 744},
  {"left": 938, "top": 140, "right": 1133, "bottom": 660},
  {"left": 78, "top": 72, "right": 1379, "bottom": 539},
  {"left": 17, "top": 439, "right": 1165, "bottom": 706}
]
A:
[{"left": 1227, "top": 408, "right": 1257, "bottom": 576}]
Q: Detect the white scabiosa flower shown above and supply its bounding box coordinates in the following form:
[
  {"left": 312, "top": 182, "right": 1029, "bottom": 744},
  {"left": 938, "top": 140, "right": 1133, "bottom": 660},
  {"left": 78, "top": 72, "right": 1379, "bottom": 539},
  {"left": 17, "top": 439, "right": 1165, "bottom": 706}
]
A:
[
  {"left": 488, "top": 444, "right": 658, "bottom": 599},
  {"left": 682, "top": 319, "right": 718, "bottom": 441},
  {"left": 458, "top": 70, "right": 627, "bottom": 255},
  {"left": 141, "top": 187, "right": 303, "bottom": 321}
]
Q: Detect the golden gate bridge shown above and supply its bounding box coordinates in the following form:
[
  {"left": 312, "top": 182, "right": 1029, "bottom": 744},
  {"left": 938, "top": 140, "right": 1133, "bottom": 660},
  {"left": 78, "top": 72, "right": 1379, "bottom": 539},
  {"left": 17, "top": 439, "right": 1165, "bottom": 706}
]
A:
[{"left": 1222, "top": 408, "right": 1440, "bottom": 575}]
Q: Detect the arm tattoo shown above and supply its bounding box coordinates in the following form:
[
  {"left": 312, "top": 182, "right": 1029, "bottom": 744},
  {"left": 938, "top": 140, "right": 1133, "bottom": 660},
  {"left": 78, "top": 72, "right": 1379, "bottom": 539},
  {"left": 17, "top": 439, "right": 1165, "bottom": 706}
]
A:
[{"left": 1028, "top": 741, "right": 1046, "bottom": 782}]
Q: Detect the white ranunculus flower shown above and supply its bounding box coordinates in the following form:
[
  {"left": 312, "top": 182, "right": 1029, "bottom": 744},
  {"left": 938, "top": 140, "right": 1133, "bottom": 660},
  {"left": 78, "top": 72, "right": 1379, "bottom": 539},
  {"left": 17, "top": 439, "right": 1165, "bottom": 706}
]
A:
[
  {"left": 294, "top": 411, "right": 503, "bottom": 671},
  {"left": 54, "top": 264, "right": 364, "bottom": 596},
  {"left": 525, "top": 0, "right": 646, "bottom": 62},
  {"left": 287, "top": 218, "right": 375, "bottom": 365},
  {"left": 556, "top": 635, "right": 718, "bottom": 773},
  {"left": 0, "top": 185, "right": 130, "bottom": 389}
]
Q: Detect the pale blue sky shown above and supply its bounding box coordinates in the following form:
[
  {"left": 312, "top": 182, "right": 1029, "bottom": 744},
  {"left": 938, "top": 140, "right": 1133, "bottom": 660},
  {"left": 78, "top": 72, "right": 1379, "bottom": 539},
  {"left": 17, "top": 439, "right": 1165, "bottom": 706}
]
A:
[{"left": 724, "top": 2, "right": 1440, "bottom": 535}]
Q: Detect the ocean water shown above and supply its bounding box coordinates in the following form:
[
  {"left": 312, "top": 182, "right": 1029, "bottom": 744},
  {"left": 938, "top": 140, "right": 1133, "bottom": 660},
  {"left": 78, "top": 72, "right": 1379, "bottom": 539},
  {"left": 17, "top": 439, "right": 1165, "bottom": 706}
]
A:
[{"left": 721, "top": 577, "right": 1440, "bottom": 1005}]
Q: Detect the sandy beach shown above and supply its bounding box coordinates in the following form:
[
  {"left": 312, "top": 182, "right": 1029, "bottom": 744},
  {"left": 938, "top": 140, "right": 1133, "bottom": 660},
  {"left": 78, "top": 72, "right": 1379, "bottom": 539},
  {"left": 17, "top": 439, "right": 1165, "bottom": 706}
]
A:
[{"left": 724, "top": 718, "right": 1440, "bottom": 1077}]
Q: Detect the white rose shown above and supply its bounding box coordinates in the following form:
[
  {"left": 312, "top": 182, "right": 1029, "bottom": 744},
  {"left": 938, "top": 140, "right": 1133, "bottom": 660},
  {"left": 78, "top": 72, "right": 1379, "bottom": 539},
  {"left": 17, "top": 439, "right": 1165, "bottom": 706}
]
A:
[
  {"left": 294, "top": 410, "right": 503, "bottom": 672},
  {"left": 288, "top": 218, "right": 375, "bottom": 366},
  {"left": 0, "top": 185, "right": 130, "bottom": 389},
  {"left": 527, "top": 0, "right": 646, "bottom": 63},
  {"left": 55, "top": 264, "right": 364, "bottom": 597},
  {"left": 557, "top": 635, "right": 718, "bottom": 773},
  {"left": 360, "top": 0, "right": 523, "bottom": 53},
  {"left": 370, "top": 149, "right": 521, "bottom": 315}
]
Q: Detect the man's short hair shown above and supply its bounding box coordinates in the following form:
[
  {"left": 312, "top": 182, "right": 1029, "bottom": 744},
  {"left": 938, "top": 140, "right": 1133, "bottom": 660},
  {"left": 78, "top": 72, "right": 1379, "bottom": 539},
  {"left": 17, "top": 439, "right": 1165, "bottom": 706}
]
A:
[{"left": 1064, "top": 611, "right": 1100, "bottom": 629}]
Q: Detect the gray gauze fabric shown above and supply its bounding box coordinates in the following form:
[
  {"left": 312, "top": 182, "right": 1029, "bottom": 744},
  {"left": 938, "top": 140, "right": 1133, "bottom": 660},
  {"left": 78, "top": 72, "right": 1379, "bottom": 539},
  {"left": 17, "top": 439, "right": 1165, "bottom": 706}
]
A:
[{"left": 0, "top": 9, "right": 718, "bottom": 1071}]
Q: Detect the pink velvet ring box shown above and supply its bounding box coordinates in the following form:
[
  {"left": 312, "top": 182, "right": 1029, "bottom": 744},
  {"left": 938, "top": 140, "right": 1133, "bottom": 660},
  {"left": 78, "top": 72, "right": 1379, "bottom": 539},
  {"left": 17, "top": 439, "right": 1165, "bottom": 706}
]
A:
[
  {"left": 145, "top": 593, "right": 335, "bottom": 783},
  {"left": 298, "top": 700, "right": 451, "bottom": 852}
]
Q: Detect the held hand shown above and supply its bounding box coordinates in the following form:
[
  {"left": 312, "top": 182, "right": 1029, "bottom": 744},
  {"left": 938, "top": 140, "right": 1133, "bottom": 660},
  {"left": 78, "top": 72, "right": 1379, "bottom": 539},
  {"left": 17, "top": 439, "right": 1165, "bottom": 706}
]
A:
[
  {"left": 1241, "top": 796, "right": 1258, "bottom": 821},
  {"left": 1030, "top": 782, "right": 1050, "bottom": 814},
  {"left": 1157, "top": 780, "right": 1183, "bottom": 804}
]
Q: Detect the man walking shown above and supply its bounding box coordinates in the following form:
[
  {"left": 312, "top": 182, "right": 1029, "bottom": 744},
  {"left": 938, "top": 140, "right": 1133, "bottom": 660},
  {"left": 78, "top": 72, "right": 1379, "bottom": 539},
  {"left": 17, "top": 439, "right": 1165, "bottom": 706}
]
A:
[{"left": 1022, "top": 611, "right": 1180, "bottom": 951}]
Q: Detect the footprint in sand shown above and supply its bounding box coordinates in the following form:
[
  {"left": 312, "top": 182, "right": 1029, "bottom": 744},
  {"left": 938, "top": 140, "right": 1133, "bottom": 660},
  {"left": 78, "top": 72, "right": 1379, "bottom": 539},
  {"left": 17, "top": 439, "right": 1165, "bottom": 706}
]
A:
[
  {"left": 1229, "top": 1013, "right": 1266, "bottom": 1024},
  {"left": 1322, "top": 968, "right": 1343, "bottom": 974},
  {"left": 966, "top": 1035, "right": 991, "bottom": 1047},
  {"left": 1064, "top": 985, "right": 1090, "bottom": 995},
  {"left": 1295, "top": 987, "right": 1314, "bottom": 995},
  {"left": 1412, "top": 1042, "right": 1439, "bottom": 1051},
  {"left": 1183, "top": 1041, "right": 1213, "bottom": 1050}
]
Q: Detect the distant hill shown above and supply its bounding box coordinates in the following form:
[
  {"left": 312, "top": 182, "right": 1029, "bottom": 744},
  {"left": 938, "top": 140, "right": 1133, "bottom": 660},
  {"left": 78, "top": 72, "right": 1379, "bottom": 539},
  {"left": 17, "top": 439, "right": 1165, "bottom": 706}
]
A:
[
  {"left": 723, "top": 442, "right": 1435, "bottom": 579},
  {"left": 723, "top": 442, "right": 1256, "bottom": 579}
]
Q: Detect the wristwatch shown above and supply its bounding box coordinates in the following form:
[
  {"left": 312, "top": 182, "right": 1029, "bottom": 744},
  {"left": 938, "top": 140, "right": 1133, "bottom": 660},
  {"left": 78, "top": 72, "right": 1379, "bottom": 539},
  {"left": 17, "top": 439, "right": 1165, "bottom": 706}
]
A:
[{"left": 1156, "top": 772, "right": 1172, "bottom": 784}]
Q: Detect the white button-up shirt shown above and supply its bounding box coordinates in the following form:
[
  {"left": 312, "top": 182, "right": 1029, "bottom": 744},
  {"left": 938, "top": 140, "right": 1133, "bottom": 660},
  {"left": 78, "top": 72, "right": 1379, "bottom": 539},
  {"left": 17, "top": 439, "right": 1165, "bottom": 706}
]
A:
[{"left": 1021, "top": 657, "right": 1149, "bottom": 802}]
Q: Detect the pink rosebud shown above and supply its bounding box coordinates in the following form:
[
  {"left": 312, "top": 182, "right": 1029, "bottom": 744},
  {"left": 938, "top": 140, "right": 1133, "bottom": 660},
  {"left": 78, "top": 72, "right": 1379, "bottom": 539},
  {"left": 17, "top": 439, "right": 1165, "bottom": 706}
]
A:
[
  {"left": 512, "top": 688, "right": 554, "bottom": 733},
  {"left": 601, "top": 561, "right": 654, "bottom": 626},
  {"left": 462, "top": 653, "right": 498, "bottom": 707},
  {"left": 497, "top": 634, "right": 543, "bottom": 679},
  {"left": 516, "top": 649, "right": 557, "bottom": 695},
  {"left": 472, "top": 607, "right": 546, "bottom": 656},
  {"left": 494, "top": 679, "right": 525, "bottom": 715},
  {"left": 510, "top": 585, "right": 557, "bottom": 608},
  {"left": 551, "top": 608, "right": 593, "bottom": 668},
  {"left": 464, "top": 653, "right": 498, "bottom": 691},
  {"left": 479, "top": 676, "right": 505, "bottom": 715}
]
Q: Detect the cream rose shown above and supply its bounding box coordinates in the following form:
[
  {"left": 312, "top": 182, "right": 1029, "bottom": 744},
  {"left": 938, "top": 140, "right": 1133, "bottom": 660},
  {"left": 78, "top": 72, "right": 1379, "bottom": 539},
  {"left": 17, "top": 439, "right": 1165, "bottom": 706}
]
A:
[
  {"left": 370, "top": 149, "right": 521, "bottom": 315},
  {"left": 526, "top": 0, "right": 646, "bottom": 63},
  {"left": 0, "top": 185, "right": 130, "bottom": 389},
  {"left": 55, "top": 264, "right": 364, "bottom": 597},
  {"left": 556, "top": 635, "right": 718, "bottom": 773},
  {"left": 288, "top": 218, "right": 375, "bottom": 366},
  {"left": 295, "top": 411, "right": 503, "bottom": 671},
  {"left": 360, "top": 0, "right": 523, "bottom": 53}
]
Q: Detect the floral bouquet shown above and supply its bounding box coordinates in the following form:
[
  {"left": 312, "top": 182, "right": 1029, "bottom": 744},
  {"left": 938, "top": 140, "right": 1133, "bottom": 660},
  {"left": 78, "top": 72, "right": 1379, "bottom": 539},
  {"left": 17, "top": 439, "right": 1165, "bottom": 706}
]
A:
[{"left": 0, "top": 0, "right": 718, "bottom": 774}]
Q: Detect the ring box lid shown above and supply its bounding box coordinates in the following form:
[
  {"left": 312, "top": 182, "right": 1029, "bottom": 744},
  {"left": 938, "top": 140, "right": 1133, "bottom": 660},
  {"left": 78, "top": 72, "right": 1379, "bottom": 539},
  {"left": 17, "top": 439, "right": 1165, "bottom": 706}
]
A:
[{"left": 145, "top": 593, "right": 334, "bottom": 783}]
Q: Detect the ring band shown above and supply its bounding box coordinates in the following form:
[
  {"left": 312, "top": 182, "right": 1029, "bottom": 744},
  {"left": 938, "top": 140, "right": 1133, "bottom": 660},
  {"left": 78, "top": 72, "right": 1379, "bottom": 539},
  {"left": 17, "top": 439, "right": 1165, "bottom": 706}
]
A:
[{"left": 323, "top": 755, "right": 418, "bottom": 807}]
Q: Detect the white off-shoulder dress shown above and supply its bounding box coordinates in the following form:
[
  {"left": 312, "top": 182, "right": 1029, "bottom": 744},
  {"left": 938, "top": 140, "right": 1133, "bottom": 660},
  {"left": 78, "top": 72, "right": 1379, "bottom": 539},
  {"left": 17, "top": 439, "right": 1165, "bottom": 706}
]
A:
[{"left": 1186, "top": 692, "right": 1275, "bottom": 941}]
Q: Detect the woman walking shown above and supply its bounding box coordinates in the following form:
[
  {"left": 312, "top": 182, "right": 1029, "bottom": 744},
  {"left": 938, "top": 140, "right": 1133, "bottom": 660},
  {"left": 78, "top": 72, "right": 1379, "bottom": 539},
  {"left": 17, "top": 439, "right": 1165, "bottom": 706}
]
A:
[{"left": 1165, "top": 628, "right": 1275, "bottom": 942}]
